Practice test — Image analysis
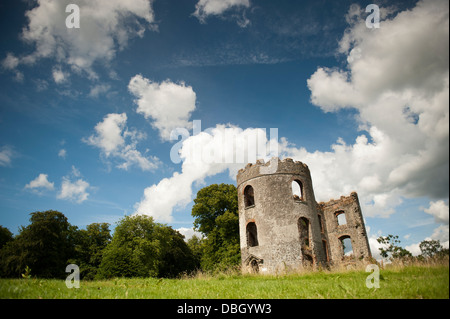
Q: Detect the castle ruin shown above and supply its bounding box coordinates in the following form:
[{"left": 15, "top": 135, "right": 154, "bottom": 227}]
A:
[{"left": 236, "top": 157, "right": 371, "bottom": 274}]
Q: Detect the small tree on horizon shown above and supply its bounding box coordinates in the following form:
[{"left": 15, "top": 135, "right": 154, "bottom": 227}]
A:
[
  {"left": 419, "top": 239, "right": 449, "bottom": 258},
  {"left": 377, "top": 234, "right": 412, "bottom": 261}
]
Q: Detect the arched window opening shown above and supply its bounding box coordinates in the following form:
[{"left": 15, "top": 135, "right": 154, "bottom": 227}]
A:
[
  {"left": 246, "top": 222, "right": 258, "bottom": 247},
  {"left": 291, "top": 180, "right": 304, "bottom": 201},
  {"left": 340, "top": 236, "right": 353, "bottom": 257},
  {"left": 336, "top": 210, "right": 347, "bottom": 225},
  {"left": 298, "top": 217, "right": 310, "bottom": 247},
  {"left": 244, "top": 185, "right": 255, "bottom": 207}
]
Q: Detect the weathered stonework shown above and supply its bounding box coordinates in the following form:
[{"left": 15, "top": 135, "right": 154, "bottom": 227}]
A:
[{"left": 236, "top": 157, "right": 371, "bottom": 274}]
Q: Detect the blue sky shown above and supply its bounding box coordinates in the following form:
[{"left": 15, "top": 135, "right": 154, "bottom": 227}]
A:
[{"left": 0, "top": 0, "right": 448, "bottom": 260}]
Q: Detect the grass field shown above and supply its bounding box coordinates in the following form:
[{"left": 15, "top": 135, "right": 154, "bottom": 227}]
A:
[{"left": 0, "top": 264, "right": 448, "bottom": 299}]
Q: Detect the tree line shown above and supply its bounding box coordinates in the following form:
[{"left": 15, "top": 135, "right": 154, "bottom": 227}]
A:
[
  {"left": 0, "top": 183, "right": 446, "bottom": 279},
  {"left": 0, "top": 183, "right": 241, "bottom": 279},
  {"left": 376, "top": 234, "right": 448, "bottom": 262}
]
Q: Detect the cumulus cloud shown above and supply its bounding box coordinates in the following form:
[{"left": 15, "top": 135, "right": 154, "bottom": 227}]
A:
[
  {"left": 58, "top": 177, "right": 90, "bottom": 203},
  {"left": 301, "top": 0, "right": 449, "bottom": 217},
  {"left": 3, "top": 0, "right": 156, "bottom": 79},
  {"left": 24, "top": 167, "right": 92, "bottom": 203},
  {"left": 128, "top": 75, "right": 197, "bottom": 141},
  {"left": 84, "top": 112, "right": 159, "bottom": 171},
  {"left": 423, "top": 200, "right": 449, "bottom": 225},
  {"left": 136, "top": 0, "right": 448, "bottom": 225},
  {"left": 430, "top": 225, "right": 450, "bottom": 248},
  {"left": 85, "top": 113, "right": 127, "bottom": 156},
  {"left": 193, "top": 0, "right": 251, "bottom": 26},
  {"left": 281, "top": 132, "right": 407, "bottom": 218},
  {"left": 134, "top": 124, "right": 276, "bottom": 222},
  {"left": 25, "top": 173, "right": 55, "bottom": 191}
]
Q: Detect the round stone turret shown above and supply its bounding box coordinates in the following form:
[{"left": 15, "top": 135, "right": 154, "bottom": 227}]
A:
[{"left": 237, "top": 157, "right": 328, "bottom": 273}]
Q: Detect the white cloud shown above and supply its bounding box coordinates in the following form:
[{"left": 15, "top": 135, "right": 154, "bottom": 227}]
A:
[
  {"left": 84, "top": 112, "right": 159, "bottom": 171},
  {"left": 280, "top": 131, "right": 406, "bottom": 218},
  {"left": 58, "top": 149, "right": 67, "bottom": 159},
  {"left": 55, "top": 166, "right": 91, "bottom": 203},
  {"left": 1, "top": 53, "right": 19, "bottom": 70},
  {"left": 71, "top": 165, "right": 81, "bottom": 178},
  {"left": 193, "top": 0, "right": 250, "bottom": 26},
  {"left": 134, "top": 124, "right": 276, "bottom": 222},
  {"left": 301, "top": 0, "right": 449, "bottom": 217},
  {"left": 128, "top": 75, "right": 197, "bottom": 141},
  {"left": 0, "top": 146, "right": 14, "bottom": 167},
  {"left": 25, "top": 173, "right": 55, "bottom": 191},
  {"left": 86, "top": 113, "right": 126, "bottom": 156},
  {"left": 430, "top": 225, "right": 449, "bottom": 248},
  {"left": 1, "top": 53, "right": 24, "bottom": 81},
  {"left": 307, "top": 67, "right": 362, "bottom": 112},
  {"left": 4, "top": 0, "right": 156, "bottom": 79},
  {"left": 423, "top": 200, "right": 449, "bottom": 225},
  {"left": 136, "top": 0, "right": 449, "bottom": 224},
  {"left": 52, "top": 65, "right": 69, "bottom": 84},
  {"left": 368, "top": 234, "right": 389, "bottom": 262},
  {"left": 404, "top": 242, "right": 422, "bottom": 257},
  {"left": 58, "top": 177, "right": 90, "bottom": 203},
  {"left": 176, "top": 227, "right": 203, "bottom": 241}
]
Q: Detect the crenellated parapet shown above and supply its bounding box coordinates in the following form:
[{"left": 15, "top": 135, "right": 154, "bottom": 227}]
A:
[{"left": 236, "top": 157, "right": 311, "bottom": 188}]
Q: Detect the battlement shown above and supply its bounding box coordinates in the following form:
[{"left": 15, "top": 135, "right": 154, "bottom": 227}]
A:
[
  {"left": 317, "top": 192, "right": 359, "bottom": 210},
  {"left": 236, "top": 157, "right": 310, "bottom": 187}
]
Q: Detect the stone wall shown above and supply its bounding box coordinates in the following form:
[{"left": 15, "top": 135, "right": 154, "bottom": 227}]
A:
[
  {"left": 236, "top": 158, "right": 371, "bottom": 274},
  {"left": 317, "top": 192, "right": 372, "bottom": 264}
]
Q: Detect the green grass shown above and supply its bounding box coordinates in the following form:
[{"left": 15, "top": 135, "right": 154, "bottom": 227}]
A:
[{"left": 0, "top": 265, "right": 448, "bottom": 299}]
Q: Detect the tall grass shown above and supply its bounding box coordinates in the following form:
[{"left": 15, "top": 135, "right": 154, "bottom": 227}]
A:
[
  {"left": 1, "top": 259, "right": 448, "bottom": 299},
  {"left": 182, "top": 255, "right": 449, "bottom": 280}
]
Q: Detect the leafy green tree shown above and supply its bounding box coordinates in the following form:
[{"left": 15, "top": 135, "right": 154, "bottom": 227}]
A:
[
  {"left": 0, "top": 210, "right": 77, "bottom": 278},
  {"left": 377, "top": 234, "right": 412, "bottom": 260},
  {"left": 187, "top": 235, "right": 204, "bottom": 268},
  {"left": 97, "top": 215, "right": 161, "bottom": 278},
  {"left": 71, "top": 223, "right": 111, "bottom": 280},
  {"left": 0, "top": 226, "right": 13, "bottom": 250},
  {"left": 191, "top": 184, "right": 240, "bottom": 271},
  {"left": 97, "top": 215, "right": 196, "bottom": 279},
  {"left": 419, "top": 239, "right": 448, "bottom": 258},
  {"left": 157, "top": 226, "right": 198, "bottom": 278}
]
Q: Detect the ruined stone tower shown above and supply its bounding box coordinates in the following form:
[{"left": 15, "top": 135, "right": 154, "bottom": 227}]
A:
[{"left": 236, "top": 157, "right": 371, "bottom": 274}]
